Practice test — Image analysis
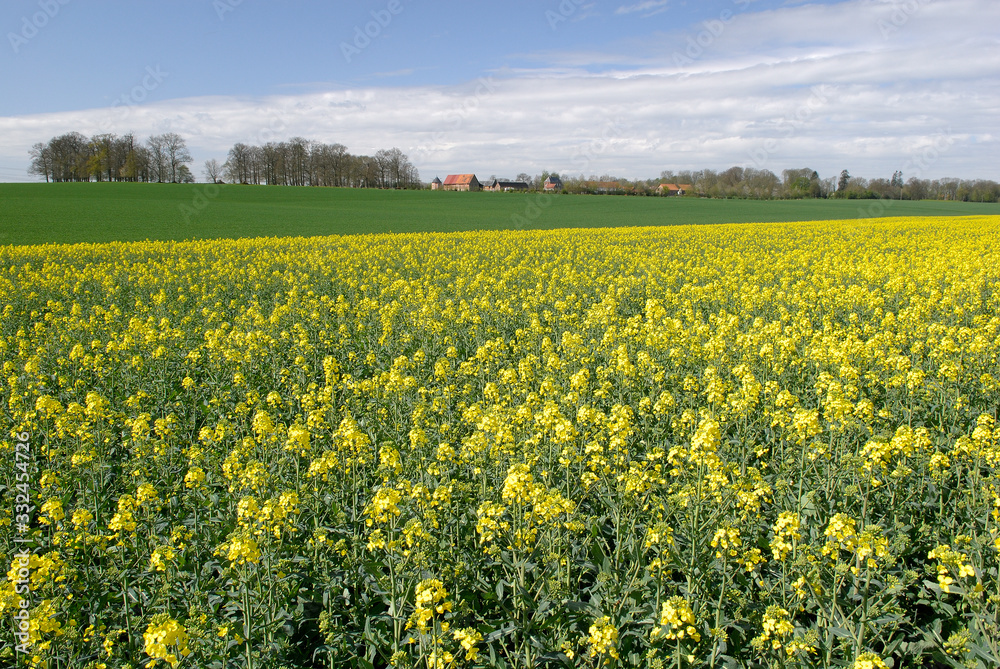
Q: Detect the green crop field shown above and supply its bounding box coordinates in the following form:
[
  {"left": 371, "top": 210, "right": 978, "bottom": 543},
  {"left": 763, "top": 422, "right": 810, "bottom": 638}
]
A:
[{"left": 0, "top": 182, "right": 996, "bottom": 246}]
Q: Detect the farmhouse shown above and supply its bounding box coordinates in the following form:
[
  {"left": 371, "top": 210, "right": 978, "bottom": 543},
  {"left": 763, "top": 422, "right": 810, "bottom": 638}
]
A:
[
  {"left": 442, "top": 174, "right": 482, "bottom": 192},
  {"left": 543, "top": 176, "right": 563, "bottom": 191},
  {"left": 657, "top": 183, "right": 692, "bottom": 196},
  {"left": 485, "top": 178, "right": 529, "bottom": 192},
  {"left": 430, "top": 176, "right": 442, "bottom": 190}
]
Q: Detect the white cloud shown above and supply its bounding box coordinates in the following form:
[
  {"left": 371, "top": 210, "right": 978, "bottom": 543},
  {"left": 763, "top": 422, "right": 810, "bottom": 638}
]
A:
[
  {"left": 2, "top": 0, "right": 997, "bottom": 182},
  {"left": 615, "top": 0, "right": 670, "bottom": 17}
]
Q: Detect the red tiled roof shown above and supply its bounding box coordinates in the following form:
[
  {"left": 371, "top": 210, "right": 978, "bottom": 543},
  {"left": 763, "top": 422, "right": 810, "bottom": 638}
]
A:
[{"left": 443, "top": 174, "right": 477, "bottom": 185}]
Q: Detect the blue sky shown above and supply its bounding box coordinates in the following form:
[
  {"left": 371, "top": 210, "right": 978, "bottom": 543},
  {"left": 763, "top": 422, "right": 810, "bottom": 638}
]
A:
[{"left": 2, "top": 0, "right": 998, "bottom": 183}]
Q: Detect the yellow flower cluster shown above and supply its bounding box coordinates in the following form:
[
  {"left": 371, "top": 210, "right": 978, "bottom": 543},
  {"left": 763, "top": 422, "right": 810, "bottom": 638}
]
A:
[
  {"left": 364, "top": 488, "right": 404, "bottom": 526},
  {"left": 927, "top": 544, "right": 977, "bottom": 593},
  {"left": 754, "top": 605, "right": 794, "bottom": 651},
  {"left": 236, "top": 491, "right": 300, "bottom": 539},
  {"left": 218, "top": 535, "right": 262, "bottom": 566},
  {"left": 143, "top": 615, "right": 191, "bottom": 668},
  {"left": 38, "top": 498, "right": 65, "bottom": 525},
  {"left": 136, "top": 483, "right": 159, "bottom": 507},
  {"left": 651, "top": 596, "right": 700, "bottom": 642},
  {"left": 409, "top": 578, "right": 452, "bottom": 633},
  {"left": 452, "top": 627, "right": 483, "bottom": 661},
  {"left": 822, "top": 513, "right": 858, "bottom": 557},
  {"left": 149, "top": 545, "right": 176, "bottom": 572},
  {"left": 711, "top": 525, "right": 741, "bottom": 560},
  {"left": 770, "top": 512, "right": 802, "bottom": 561},
  {"left": 183, "top": 466, "right": 206, "bottom": 490},
  {"left": 851, "top": 652, "right": 890, "bottom": 669},
  {"left": 107, "top": 494, "right": 137, "bottom": 539},
  {"left": 587, "top": 616, "right": 619, "bottom": 659},
  {"left": 28, "top": 598, "right": 64, "bottom": 648}
]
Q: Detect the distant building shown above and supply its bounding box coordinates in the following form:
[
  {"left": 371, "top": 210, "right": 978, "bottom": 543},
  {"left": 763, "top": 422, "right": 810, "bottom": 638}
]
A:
[
  {"left": 485, "top": 178, "right": 529, "bottom": 192},
  {"left": 430, "top": 176, "right": 442, "bottom": 190},
  {"left": 656, "top": 183, "right": 692, "bottom": 196},
  {"left": 442, "top": 174, "right": 482, "bottom": 192},
  {"left": 543, "top": 176, "right": 563, "bottom": 191},
  {"left": 593, "top": 181, "right": 622, "bottom": 194}
]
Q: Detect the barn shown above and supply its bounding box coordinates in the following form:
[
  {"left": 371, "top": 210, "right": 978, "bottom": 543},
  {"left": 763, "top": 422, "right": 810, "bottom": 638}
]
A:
[
  {"left": 442, "top": 174, "right": 482, "bottom": 192},
  {"left": 485, "top": 178, "right": 529, "bottom": 192}
]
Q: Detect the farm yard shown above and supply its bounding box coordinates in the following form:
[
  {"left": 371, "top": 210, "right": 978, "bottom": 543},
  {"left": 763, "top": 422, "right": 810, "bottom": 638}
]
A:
[{"left": 2, "top": 213, "right": 1000, "bottom": 668}]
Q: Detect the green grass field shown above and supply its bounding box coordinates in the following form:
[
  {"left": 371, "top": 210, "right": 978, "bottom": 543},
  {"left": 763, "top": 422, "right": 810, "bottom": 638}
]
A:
[{"left": 1, "top": 182, "right": 996, "bottom": 245}]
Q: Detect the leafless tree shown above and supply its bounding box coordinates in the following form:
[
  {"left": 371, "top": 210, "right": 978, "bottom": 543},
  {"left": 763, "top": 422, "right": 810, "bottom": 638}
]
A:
[
  {"left": 147, "top": 135, "right": 168, "bottom": 183},
  {"left": 204, "top": 159, "right": 222, "bottom": 183},
  {"left": 163, "top": 133, "right": 193, "bottom": 183},
  {"left": 28, "top": 142, "right": 53, "bottom": 182}
]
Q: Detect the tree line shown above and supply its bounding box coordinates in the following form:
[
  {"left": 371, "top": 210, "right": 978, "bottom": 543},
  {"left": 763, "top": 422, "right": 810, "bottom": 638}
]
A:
[
  {"left": 29, "top": 132, "right": 194, "bottom": 184},
  {"left": 831, "top": 169, "right": 1000, "bottom": 202},
  {"left": 214, "top": 139, "right": 420, "bottom": 189},
  {"left": 525, "top": 167, "right": 998, "bottom": 202},
  {"left": 28, "top": 132, "right": 421, "bottom": 190},
  {"left": 27, "top": 133, "right": 996, "bottom": 202}
]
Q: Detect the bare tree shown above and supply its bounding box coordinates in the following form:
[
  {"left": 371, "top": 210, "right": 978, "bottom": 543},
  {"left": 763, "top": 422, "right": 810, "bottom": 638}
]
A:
[
  {"left": 147, "top": 135, "right": 168, "bottom": 183},
  {"left": 224, "top": 143, "right": 251, "bottom": 184},
  {"left": 160, "top": 133, "right": 192, "bottom": 183},
  {"left": 28, "top": 142, "right": 53, "bottom": 182},
  {"left": 146, "top": 133, "right": 192, "bottom": 183},
  {"left": 111, "top": 133, "right": 135, "bottom": 181},
  {"left": 204, "top": 159, "right": 222, "bottom": 184},
  {"left": 374, "top": 147, "right": 419, "bottom": 189},
  {"left": 124, "top": 143, "right": 151, "bottom": 183},
  {"left": 375, "top": 148, "right": 395, "bottom": 188},
  {"left": 287, "top": 137, "right": 311, "bottom": 186}
]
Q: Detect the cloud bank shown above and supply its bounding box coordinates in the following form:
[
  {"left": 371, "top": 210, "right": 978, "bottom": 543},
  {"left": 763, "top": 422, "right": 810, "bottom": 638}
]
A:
[{"left": 2, "top": 0, "right": 997, "bottom": 182}]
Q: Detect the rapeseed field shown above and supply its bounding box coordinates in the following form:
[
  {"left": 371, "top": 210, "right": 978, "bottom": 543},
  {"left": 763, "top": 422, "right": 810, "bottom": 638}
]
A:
[{"left": 1, "top": 216, "right": 999, "bottom": 668}]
